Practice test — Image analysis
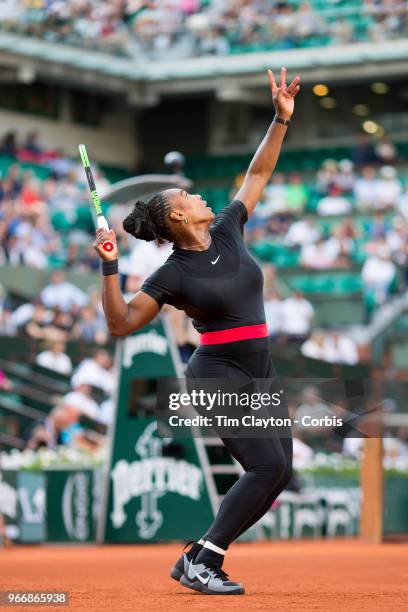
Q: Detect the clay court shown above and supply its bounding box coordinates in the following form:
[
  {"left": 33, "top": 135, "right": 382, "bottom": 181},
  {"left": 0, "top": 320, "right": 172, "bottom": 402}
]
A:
[{"left": 1, "top": 540, "right": 407, "bottom": 611}]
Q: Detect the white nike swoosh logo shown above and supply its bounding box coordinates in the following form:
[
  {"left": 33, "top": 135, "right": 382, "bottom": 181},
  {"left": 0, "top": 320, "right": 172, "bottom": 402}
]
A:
[
  {"left": 211, "top": 254, "right": 221, "bottom": 265},
  {"left": 195, "top": 572, "right": 211, "bottom": 585},
  {"left": 188, "top": 561, "right": 210, "bottom": 584}
]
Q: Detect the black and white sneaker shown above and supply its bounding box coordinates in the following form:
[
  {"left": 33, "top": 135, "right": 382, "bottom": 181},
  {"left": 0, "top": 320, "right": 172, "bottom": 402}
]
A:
[
  {"left": 170, "top": 551, "right": 190, "bottom": 582},
  {"left": 180, "top": 559, "right": 245, "bottom": 595},
  {"left": 170, "top": 541, "right": 201, "bottom": 582}
]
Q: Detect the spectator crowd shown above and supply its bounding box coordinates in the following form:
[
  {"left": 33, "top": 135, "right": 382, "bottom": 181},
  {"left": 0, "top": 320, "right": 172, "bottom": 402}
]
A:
[
  {"left": 0, "top": 0, "right": 407, "bottom": 60},
  {"left": 1, "top": 128, "right": 407, "bottom": 462},
  {"left": 1, "top": 127, "right": 407, "bottom": 366},
  {"left": 25, "top": 347, "right": 116, "bottom": 452},
  {"left": 244, "top": 139, "right": 408, "bottom": 311}
]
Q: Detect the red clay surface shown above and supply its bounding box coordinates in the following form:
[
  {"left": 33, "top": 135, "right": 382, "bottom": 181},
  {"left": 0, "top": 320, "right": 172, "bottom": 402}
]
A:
[{"left": 1, "top": 540, "right": 407, "bottom": 611}]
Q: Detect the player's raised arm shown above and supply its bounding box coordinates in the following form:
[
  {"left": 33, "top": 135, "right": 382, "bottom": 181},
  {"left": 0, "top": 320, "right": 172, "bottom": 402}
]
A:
[
  {"left": 93, "top": 229, "right": 159, "bottom": 336},
  {"left": 235, "top": 67, "right": 300, "bottom": 216}
]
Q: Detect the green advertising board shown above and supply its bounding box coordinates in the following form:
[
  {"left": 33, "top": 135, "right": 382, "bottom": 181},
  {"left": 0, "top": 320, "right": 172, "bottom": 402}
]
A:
[
  {"left": 384, "top": 473, "right": 408, "bottom": 535},
  {"left": 242, "top": 474, "right": 361, "bottom": 541},
  {"left": 45, "top": 469, "right": 94, "bottom": 543},
  {"left": 98, "top": 315, "right": 214, "bottom": 543},
  {"left": 0, "top": 470, "right": 45, "bottom": 543}
]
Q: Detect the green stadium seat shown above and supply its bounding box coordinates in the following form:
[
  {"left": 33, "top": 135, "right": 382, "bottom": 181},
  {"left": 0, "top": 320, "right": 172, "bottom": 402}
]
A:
[{"left": 336, "top": 274, "right": 362, "bottom": 293}]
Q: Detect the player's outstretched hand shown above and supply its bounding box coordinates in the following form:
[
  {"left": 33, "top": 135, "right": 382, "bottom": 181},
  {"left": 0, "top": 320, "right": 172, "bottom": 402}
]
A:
[
  {"left": 267, "top": 66, "right": 300, "bottom": 121},
  {"left": 93, "top": 228, "right": 119, "bottom": 261}
]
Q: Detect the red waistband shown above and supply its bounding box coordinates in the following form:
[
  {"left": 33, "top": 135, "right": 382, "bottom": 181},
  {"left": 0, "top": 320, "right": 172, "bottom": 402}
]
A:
[{"left": 200, "top": 323, "right": 269, "bottom": 345}]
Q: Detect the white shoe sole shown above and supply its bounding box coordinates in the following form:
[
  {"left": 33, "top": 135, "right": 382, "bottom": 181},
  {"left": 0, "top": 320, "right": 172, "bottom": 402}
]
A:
[{"left": 180, "top": 574, "right": 244, "bottom": 595}]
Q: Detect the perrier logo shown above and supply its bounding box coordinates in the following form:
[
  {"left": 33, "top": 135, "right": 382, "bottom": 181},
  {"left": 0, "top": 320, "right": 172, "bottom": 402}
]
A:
[
  {"left": 110, "top": 422, "right": 203, "bottom": 539},
  {"left": 122, "top": 331, "right": 168, "bottom": 368}
]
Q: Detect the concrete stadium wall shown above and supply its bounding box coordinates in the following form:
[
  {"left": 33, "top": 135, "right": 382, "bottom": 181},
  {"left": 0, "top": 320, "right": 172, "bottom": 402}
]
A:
[{"left": 0, "top": 105, "right": 138, "bottom": 169}]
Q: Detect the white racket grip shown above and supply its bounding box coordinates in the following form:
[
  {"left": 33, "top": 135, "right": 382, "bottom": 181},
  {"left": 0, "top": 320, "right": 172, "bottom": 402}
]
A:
[{"left": 97, "top": 215, "right": 110, "bottom": 232}]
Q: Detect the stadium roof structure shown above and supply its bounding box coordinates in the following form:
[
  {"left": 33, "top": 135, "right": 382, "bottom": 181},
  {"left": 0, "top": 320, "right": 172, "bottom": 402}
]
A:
[
  {"left": 1, "top": 33, "right": 408, "bottom": 104},
  {"left": 101, "top": 174, "right": 193, "bottom": 204}
]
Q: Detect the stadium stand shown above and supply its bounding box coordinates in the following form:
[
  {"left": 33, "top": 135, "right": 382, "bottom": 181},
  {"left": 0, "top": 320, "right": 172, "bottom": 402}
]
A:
[
  {"left": 1, "top": 130, "right": 407, "bottom": 382},
  {"left": 0, "top": 0, "right": 407, "bottom": 60},
  {"left": 0, "top": 0, "right": 407, "bottom": 459}
]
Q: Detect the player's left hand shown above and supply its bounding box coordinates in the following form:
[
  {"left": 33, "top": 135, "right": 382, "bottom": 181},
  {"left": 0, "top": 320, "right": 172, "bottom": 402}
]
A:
[{"left": 268, "top": 67, "right": 300, "bottom": 121}]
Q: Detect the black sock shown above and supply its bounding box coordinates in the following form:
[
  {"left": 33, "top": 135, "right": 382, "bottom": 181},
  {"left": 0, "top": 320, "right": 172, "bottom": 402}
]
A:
[
  {"left": 194, "top": 547, "right": 224, "bottom": 568},
  {"left": 185, "top": 541, "right": 203, "bottom": 561}
]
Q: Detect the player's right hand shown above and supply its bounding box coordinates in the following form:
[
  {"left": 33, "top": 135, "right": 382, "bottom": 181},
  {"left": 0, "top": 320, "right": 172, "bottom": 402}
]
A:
[{"left": 93, "top": 228, "right": 119, "bottom": 261}]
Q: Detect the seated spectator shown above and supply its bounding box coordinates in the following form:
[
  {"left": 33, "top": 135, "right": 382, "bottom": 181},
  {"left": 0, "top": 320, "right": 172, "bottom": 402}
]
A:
[
  {"left": 99, "top": 398, "right": 115, "bottom": 426},
  {"left": 120, "top": 238, "right": 173, "bottom": 280},
  {"left": 41, "top": 270, "right": 88, "bottom": 312},
  {"left": 264, "top": 289, "right": 282, "bottom": 340},
  {"left": 23, "top": 303, "right": 53, "bottom": 340},
  {"left": 63, "top": 383, "right": 100, "bottom": 421},
  {"left": 48, "top": 308, "right": 74, "bottom": 342},
  {"left": 7, "top": 164, "right": 23, "bottom": 197},
  {"left": 273, "top": 2, "right": 297, "bottom": 44},
  {"left": 20, "top": 177, "right": 45, "bottom": 215},
  {"left": 301, "top": 329, "right": 327, "bottom": 360},
  {"left": 281, "top": 290, "right": 314, "bottom": 342},
  {"left": 286, "top": 172, "right": 309, "bottom": 215},
  {"left": 0, "top": 131, "right": 17, "bottom": 156},
  {"left": 317, "top": 194, "right": 352, "bottom": 216},
  {"left": 10, "top": 299, "right": 36, "bottom": 331},
  {"left": 361, "top": 242, "right": 397, "bottom": 304},
  {"left": 66, "top": 244, "right": 82, "bottom": 269},
  {"left": 320, "top": 331, "right": 359, "bottom": 365},
  {"left": 301, "top": 236, "right": 340, "bottom": 269},
  {"left": 369, "top": 211, "right": 391, "bottom": 241},
  {"left": 353, "top": 165, "right": 377, "bottom": 209},
  {"left": 375, "top": 134, "right": 397, "bottom": 164},
  {"left": 287, "top": 404, "right": 315, "bottom": 469},
  {"left": 284, "top": 218, "right": 321, "bottom": 247},
  {"left": 260, "top": 173, "right": 288, "bottom": 216},
  {"left": 292, "top": 434, "right": 314, "bottom": 469},
  {"left": 0, "top": 369, "right": 12, "bottom": 391},
  {"left": 72, "top": 305, "right": 108, "bottom": 344},
  {"left": 25, "top": 404, "right": 80, "bottom": 450},
  {"left": 77, "top": 245, "right": 100, "bottom": 273},
  {"left": 386, "top": 217, "right": 408, "bottom": 262},
  {"left": 36, "top": 340, "right": 73, "bottom": 375},
  {"left": 374, "top": 165, "right": 402, "bottom": 210},
  {"left": 20, "top": 131, "right": 43, "bottom": 159},
  {"left": 71, "top": 349, "right": 114, "bottom": 395},
  {"left": 123, "top": 274, "right": 145, "bottom": 301},
  {"left": 294, "top": 385, "right": 337, "bottom": 445},
  {"left": 326, "top": 225, "right": 354, "bottom": 264},
  {"left": 48, "top": 149, "right": 76, "bottom": 178},
  {"left": 351, "top": 133, "right": 378, "bottom": 166},
  {"left": 330, "top": 17, "right": 354, "bottom": 44},
  {"left": 25, "top": 305, "right": 72, "bottom": 342},
  {"left": 340, "top": 217, "right": 359, "bottom": 241},
  {"left": 316, "top": 159, "right": 339, "bottom": 196},
  {"left": 397, "top": 185, "right": 408, "bottom": 221},
  {"left": 88, "top": 288, "right": 106, "bottom": 322},
  {"left": 292, "top": 2, "right": 326, "bottom": 42},
  {"left": 7, "top": 208, "right": 54, "bottom": 267},
  {"left": 0, "top": 283, "right": 13, "bottom": 335},
  {"left": 335, "top": 159, "right": 355, "bottom": 195},
  {"left": 167, "top": 307, "right": 199, "bottom": 363},
  {"left": 197, "top": 26, "right": 230, "bottom": 55},
  {"left": 49, "top": 170, "right": 83, "bottom": 213}
]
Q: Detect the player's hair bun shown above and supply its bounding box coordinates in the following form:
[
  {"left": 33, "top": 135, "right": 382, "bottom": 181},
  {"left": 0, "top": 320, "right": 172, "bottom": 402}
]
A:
[{"left": 123, "top": 200, "right": 157, "bottom": 242}]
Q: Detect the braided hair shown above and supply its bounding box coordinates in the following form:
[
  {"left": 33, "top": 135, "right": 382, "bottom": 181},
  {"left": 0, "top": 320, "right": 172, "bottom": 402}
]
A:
[{"left": 123, "top": 192, "right": 173, "bottom": 244}]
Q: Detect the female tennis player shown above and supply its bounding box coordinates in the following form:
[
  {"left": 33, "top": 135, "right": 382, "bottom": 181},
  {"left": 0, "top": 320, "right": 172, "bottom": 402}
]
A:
[{"left": 94, "top": 67, "right": 300, "bottom": 595}]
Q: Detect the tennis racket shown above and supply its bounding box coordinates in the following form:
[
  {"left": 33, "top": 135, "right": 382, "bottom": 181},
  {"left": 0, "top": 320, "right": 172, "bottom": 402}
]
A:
[{"left": 78, "top": 144, "right": 114, "bottom": 253}]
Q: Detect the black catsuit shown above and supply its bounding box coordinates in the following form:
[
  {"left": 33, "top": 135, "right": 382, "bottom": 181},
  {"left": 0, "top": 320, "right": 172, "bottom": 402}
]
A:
[{"left": 141, "top": 200, "right": 293, "bottom": 550}]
